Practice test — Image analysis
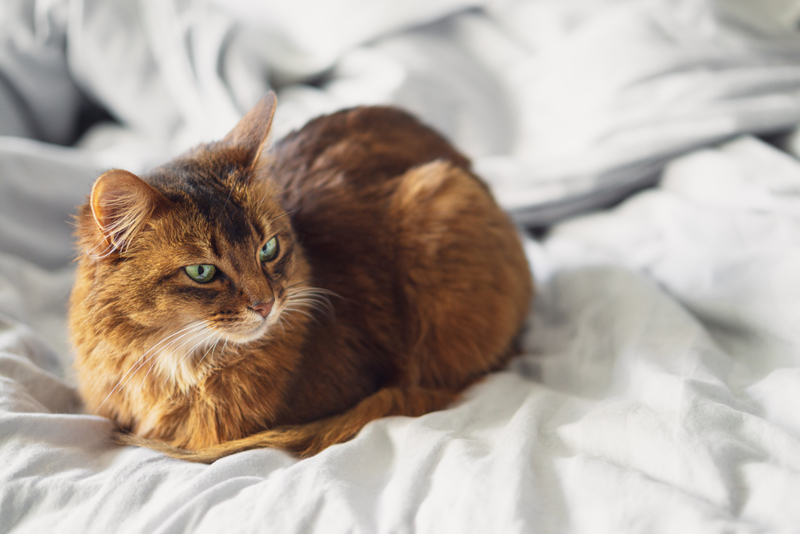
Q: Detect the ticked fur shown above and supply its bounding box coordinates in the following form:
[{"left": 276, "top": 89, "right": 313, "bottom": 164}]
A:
[{"left": 70, "top": 93, "right": 533, "bottom": 460}]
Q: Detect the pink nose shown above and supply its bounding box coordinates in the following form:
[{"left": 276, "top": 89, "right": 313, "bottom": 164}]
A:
[{"left": 252, "top": 300, "right": 274, "bottom": 318}]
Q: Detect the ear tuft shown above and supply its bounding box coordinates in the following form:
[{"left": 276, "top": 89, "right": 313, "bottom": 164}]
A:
[
  {"left": 222, "top": 92, "right": 277, "bottom": 170},
  {"left": 90, "top": 169, "right": 170, "bottom": 255}
]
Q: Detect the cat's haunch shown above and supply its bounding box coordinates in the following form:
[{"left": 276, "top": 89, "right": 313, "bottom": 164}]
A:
[{"left": 69, "top": 93, "right": 533, "bottom": 462}]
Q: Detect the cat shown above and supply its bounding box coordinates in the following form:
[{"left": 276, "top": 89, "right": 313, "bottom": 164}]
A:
[{"left": 69, "top": 92, "right": 533, "bottom": 462}]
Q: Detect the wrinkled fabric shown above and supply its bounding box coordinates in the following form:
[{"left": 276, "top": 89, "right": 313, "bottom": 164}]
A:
[
  {"left": 2, "top": 0, "right": 800, "bottom": 532},
  {"left": 2, "top": 0, "right": 800, "bottom": 220},
  {"left": 4, "top": 131, "right": 800, "bottom": 532}
]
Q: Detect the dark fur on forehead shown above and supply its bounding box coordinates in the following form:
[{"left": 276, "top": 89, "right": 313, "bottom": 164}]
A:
[{"left": 142, "top": 144, "right": 266, "bottom": 244}]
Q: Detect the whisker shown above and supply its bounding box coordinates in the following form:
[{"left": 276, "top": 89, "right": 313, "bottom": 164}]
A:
[
  {"left": 285, "top": 279, "right": 312, "bottom": 290},
  {"left": 278, "top": 317, "right": 286, "bottom": 336},
  {"left": 287, "top": 285, "right": 339, "bottom": 296},
  {"left": 282, "top": 306, "right": 317, "bottom": 322},
  {"left": 267, "top": 209, "right": 297, "bottom": 225},
  {"left": 221, "top": 186, "right": 235, "bottom": 212},
  {"left": 285, "top": 282, "right": 344, "bottom": 300},
  {"left": 196, "top": 333, "right": 224, "bottom": 370},
  {"left": 134, "top": 325, "right": 210, "bottom": 393},
  {"left": 96, "top": 321, "right": 205, "bottom": 410},
  {"left": 288, "top": 301, "right": 333, "bottom": 318},
  {"left": 286, "top": 287, "right": 340, "bottom": 305},
  {"left": 211, "top": 337, "right": 221, "bottom": 361},
  {"left": 286, "top": 287, "right": 336, "bottom": 318},
  {"left": 162, "top": 329, "right": 217, "bottom": 388}
]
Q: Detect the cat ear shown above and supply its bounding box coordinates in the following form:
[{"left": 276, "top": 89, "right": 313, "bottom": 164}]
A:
[
  {"left": 222, "top": 92, "right": 277, "bottom": 170},
  {"left": 89, "top": 169, "right": 170, "bottom": 254}
]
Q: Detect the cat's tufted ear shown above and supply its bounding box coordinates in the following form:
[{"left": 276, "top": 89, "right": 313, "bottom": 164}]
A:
[
  {"left": 222, "top": 92, "right": 277, "bottom": 171},
  {"left": 89, "top": 169, "right": 171, "bottom": 254}
]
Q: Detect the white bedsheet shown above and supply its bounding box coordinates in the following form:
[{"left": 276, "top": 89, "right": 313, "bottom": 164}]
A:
[
  {"left": 3, "top": 135, "right": 800, "bottom": 532},
  {"left": 4, "top": 0, "right": 800, "bottom": 222},
  {"left": 2, "top": 0, "right": 800, "bottom": 532}
]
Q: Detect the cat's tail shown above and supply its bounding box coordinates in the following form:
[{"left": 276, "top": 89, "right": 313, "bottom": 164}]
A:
[{"left": 114, "top": 386, "right": 458, "bottom": 463}]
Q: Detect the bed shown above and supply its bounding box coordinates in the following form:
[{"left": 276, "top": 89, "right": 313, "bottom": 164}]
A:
[{"left": 2, "top": 0, "right": 800, "bottom": 532}]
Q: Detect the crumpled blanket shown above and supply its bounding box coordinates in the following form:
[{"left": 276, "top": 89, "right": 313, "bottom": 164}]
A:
[
  {"left": 2, "top": 0, "right": 800, "bottom": 222},
  {"left": 2, "top": 0, "right": 800, "bottom": 532},
  {"left": 3, "top": 134, "right": 800, "bottom": 532}
]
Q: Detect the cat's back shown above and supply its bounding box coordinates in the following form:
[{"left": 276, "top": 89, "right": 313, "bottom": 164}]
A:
[
  {"left": 265, "top": 106, "right": 485, "bottom": 305},
  {"left": 265, "top": 106, "right": 532, "bottom": 409},
  {"left": 269, "top": 106, "right": 471, "bottom": 191},
  {"left": 265, "top": 106, "right": 487, "bottom": 278}
]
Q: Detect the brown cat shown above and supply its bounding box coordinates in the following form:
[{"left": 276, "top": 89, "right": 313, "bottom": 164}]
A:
[{"left": 69, "top": 93, "right": 533, "bottom": 462}]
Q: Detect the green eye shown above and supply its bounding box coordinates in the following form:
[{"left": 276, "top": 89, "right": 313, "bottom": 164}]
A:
[
  {"left": 260, "top": 237, "right": 279, "bottom": 262},
  {"left": 185, "top": 264, "right": 216, "bottom": 283}
]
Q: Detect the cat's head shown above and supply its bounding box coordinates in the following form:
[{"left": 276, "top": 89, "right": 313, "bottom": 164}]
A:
[{"left": 75, "top": 94, "right": 310, "bottom": 367}]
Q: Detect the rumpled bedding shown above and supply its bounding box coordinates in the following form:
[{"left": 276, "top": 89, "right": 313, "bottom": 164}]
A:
[{"left": 2, "top": 0, "right": 800, "bottom": 532}]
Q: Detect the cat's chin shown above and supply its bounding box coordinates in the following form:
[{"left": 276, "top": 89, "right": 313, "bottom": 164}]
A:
[{"left": 221, "top": 320, "right": 271, "bottom": 345}]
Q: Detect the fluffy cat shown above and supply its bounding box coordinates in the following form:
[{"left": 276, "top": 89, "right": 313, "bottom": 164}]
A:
[{"left": 69, "top": 93, "right": 533, "bottom": 462}]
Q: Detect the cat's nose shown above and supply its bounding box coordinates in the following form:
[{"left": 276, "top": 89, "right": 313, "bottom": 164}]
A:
[{"left": 252, "top": 300, "right": 274, "bottom": 318}]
